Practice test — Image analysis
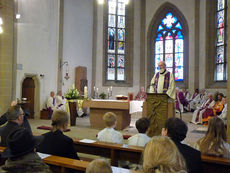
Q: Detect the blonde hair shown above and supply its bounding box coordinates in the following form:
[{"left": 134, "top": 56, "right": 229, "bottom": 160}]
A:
[
  {"left": 198, "top": 117, "right": 227, "bottom": 157},
  {"left": 51, "top": 110, "right": 69, "bottom": 132},
  {"left": 103, "top": 112, "right": 116, "bottom": 127},
  {"left": 86, "top": 159, "right": 112, "bottom": 173},
  {"left": 143, "top": 136, "right": 187, "bottom": 173}
]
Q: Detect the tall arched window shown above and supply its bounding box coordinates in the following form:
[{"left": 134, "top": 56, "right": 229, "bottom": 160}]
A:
[
  {"left": 154, "top": 12, "right": 184, "bottom": 81},
  {"left": 215, "top": 0, "right": 227, "bottom": 81},
  {"left": 106, "top": 0, "right": 126, "bottom": 81}
]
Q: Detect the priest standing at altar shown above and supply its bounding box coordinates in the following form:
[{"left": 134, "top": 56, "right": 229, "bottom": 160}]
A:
[{"left": 150, "top": 61, "right": 176, "bottom": 99}]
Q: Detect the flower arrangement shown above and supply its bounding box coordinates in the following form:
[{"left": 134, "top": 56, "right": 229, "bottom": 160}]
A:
[
  {"left": 64, "top": 84, "right": 80, "bottom": 100},
  {"left": 99, "top": 92, "right": 107, "bottom": 99}
]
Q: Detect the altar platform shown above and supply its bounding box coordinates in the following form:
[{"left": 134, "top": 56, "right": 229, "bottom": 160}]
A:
[{"left": 83, "top": 99, "right": 143, "bottom": 130}]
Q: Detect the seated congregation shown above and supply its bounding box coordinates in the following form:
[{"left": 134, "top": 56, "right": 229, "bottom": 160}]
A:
[
  {"left": 0, "top": 102, "right": 229, "bottom": 173},
  {"left": 176, "top": 88, "right": 227, "bottom": 125}
]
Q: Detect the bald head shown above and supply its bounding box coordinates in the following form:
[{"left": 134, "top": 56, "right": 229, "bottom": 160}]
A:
[{"left": 158, "top": 61, "right": 166, "bottom": 72}]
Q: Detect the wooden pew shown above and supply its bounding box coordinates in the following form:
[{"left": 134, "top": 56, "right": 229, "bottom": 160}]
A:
[
  {"left": 74, "top": 139, "right": 143, "bottom": 166},
  {"left": 73, "top": 140, "right": 230, "bottom": 173},
  {"left": 201, "top": 155, "right": 230, "bottom": 173},
  {"left": 0, "top": 147, "right": 140, "bottom": 173}
]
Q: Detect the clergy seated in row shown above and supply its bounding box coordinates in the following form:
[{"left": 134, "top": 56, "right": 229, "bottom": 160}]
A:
[
  {"left": 46, "top": 91, "right": 66, "bottom": 118},
  {"left": 47, "top": 91, "right": 56, "bottom": 118},
  {"left": 56, "top": 91, "right": 66, "bottom": 110},
  {"left": 134, "top": 87, "right": 147, "bottom": 101},
  {"left": 191, "top": 93, "right": 213, "bottom": 124},
  {"left": 182, "top": 88, "right": 190, "bottom": 101},
  {"left": 201, "top": 92, "right": 224, "bottom": 124},
  {"left": 176, "top": 88, "right": 189, "bottom": 113},
  {"left": 189, "top": 89, "right": 208, "bottom": 112},
  {"left": 97, "top": 112, "right": 123, "bottom": 144},
  {"left": 36, "top": 110, "right": 79, "bottom": 159}
]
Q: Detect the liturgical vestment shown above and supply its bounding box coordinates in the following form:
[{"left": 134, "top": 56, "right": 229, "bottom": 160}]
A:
[{"left": 150, "top": 70, "right": 176, "bottom": 100}]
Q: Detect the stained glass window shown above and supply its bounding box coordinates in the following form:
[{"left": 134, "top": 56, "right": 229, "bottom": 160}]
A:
[
  {"left": 106, "top": 0, "right": 126, "bottom": 81},
  {"left": 154, "top": 12, "right": 184, "bottom": 81},
  {"left": 215, "top": 0, "right": 227, "bottom": 81}
]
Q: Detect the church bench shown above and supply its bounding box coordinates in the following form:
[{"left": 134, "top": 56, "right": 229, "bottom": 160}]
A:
[
  {"left": 201, "top": 155, "right": 230, "bottom": 173},
  {"left": 0, "top": 146, "right": 140, "bottom": 173},
  {"left": 73, "top": 140, "right": 230, "bottom": 172},
  {"left": 73, "top": 139, "right": 143, "bottom": 166}
]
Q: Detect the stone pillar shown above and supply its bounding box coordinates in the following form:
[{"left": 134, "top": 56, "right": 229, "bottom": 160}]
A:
[
  {"left": 0, "top": 0, "right": 14, "bottom": 114},
  {"left": 227, "top": 0, "right": 230, "bottom": 143},
  {"left": 57, "top": 0, "right": 64, "bottom": 92}
]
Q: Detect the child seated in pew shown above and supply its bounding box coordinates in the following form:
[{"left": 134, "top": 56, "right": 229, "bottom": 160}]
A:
[
  {"left": 86, "top": 159, "right": 112, "bottom": 173},
  {"left": 128, "top": 117, "right": 151, "bottom": 147},
  {"left": 97, "top": 112, "right": 123, "bottom": 144},
  {"left": 194, "top": 117, "right": 230, "bottom": 157}
]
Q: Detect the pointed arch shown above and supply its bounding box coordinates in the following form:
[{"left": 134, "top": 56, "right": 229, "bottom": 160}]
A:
[{"left": 147, "top": 2, "right": 189, "bottom": 88}]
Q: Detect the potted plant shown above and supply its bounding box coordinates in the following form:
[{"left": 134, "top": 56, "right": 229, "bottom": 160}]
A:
[
  {"left": 99, "top": 92, "right": 107, "bottom": 99},
  {"left": 64, "top": 84, "right": 80, "bottom": 126}
]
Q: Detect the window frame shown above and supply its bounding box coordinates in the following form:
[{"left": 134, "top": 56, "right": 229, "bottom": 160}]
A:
[
  {"left": 103, "top": 0, "right": 134, "bottom": 87},
  {"left": 214, "top": 0, "right": 228, "bottom": 82},
  {"left": 154, "top": 12, "right": 185, "bottom": 82},
  {"left": 147, "top": 5, "right": 189, "bottom": 89}
]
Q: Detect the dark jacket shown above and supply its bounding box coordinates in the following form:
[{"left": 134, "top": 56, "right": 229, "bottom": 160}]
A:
[
  {"left": 36, "top": 130, "right": 79, "bottom": 160},
  {"left": 0, "top": 152, "right": 51, "bottom": 173},
  {"left": 0, "top": 122, "right": 22, "bottom": 146},
  {"left": 0, "top": 113, "right": 32, "bottom": 134},
  {"left": 172, "top": 139, "right": 203, "bottom": 173}
]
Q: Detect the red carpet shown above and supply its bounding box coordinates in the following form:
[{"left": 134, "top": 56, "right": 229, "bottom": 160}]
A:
[{"left": 37, "top": 126, "right": 70, "bottom": 132}]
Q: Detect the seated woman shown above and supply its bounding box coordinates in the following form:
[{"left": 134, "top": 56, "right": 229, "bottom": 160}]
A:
[
  {"left": 202, "top": 92, "right": 224, "bottom": 124},
  {"left": 36, "top": 110, "right": 79, "bottom": 159},
  {"left": 143, "top": 136, "right": 187, "bottom": 173},
  {"left": 195, "top": 117, "right": 230, "bottom": 157}
]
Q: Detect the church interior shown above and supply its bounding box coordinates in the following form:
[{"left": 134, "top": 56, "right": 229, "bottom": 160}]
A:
[{"left": 0, "top": 0, "right": 230, "bottom": 172}]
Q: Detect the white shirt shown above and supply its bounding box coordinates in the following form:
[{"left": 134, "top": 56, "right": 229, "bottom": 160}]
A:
[
  {"left": 47, "top": 96, "right": 55, "bottom": 109},
  {"left": 55, "top": 95, "right": 66, "bottom": 111},
  {"left": 97, "top": 127, "right": 123, "bottom": 144},
  {"left": 128, "top": 133, "right": 150, "bottom": 147}
]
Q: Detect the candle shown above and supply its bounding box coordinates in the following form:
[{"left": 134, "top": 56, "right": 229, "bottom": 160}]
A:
[
  {"left": 96, "top": 88, "right": 99, "bottom": 92},
  {"left": 110, "top": 86, "right": 112, "bottom": 91},
  {"left": 93, "top": 86, "right": 96, "bottom": 91},
  {"left": 84, "top": 86, "right": 87, "bottom": 99}
]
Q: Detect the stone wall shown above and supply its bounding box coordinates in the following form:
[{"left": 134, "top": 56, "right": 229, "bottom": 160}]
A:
[{"left": 0, "top": 0, "right": 14, "bottom": 114}]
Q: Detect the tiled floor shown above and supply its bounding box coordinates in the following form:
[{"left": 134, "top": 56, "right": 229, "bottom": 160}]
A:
[{"left": 29, "top": 111, "right": 206, "bottom": 147}]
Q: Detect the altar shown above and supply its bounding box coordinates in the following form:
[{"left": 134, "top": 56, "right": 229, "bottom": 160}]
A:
[{"left": 83, "top": 99, "right": 133, "bottom": 130}]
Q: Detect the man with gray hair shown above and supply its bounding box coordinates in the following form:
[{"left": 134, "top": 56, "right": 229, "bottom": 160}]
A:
[
  {"left": 0, "top": 105, "right": 28, "bottom": 146},
  {"left": 150, "top": 61, "right": 176, "bottom": 99}
]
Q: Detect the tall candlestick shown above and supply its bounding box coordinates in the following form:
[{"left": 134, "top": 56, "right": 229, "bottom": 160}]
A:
[
  {"left": 93, "top": 86, "right": 96, "bottom": 91},
  {"left": 84, "top": 86, "right": 87, "bottom": 99},
  {"left": 96, "top": 88, "right": 99, "bottom": 99}
]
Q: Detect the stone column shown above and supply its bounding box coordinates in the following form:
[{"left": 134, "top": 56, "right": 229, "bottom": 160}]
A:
[
  {"left": 227, "top": 0, "right": 230, "bottom": 143},
  {"left": 0, "top": 0, "right": 14, "bottom": 114}
]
